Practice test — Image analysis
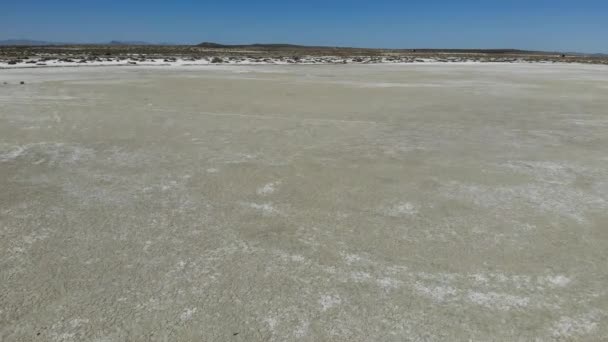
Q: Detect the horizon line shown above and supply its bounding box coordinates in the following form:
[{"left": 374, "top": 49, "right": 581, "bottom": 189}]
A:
[{"left": 1, "top": 38, "right": 606, "bottom": 55}]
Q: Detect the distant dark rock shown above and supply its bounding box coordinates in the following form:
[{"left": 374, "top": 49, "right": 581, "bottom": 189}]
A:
[
  {"left": 198, "top": 42, "right": 228, "bottom": 48},
  {"left": 108, "top": 40, "right": 152, "bottom": 46}
]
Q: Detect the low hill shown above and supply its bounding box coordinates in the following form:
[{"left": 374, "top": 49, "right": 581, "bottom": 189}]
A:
[{"left": 196, "top": 42, "right": 561, "bottom": 55}]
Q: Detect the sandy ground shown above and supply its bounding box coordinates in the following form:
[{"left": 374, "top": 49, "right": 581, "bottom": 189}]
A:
[{"left": 1, "top": 64, "right": 607, "bottom": 341}]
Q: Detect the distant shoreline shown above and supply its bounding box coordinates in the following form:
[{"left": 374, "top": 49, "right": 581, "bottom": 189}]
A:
[
  {"left": 2, "top": 56, "right": 607, "bottom": 70},
  {"left": 2, "top": 44, "right": 607, "bottom": 68},
  {"left": 1, "top": 40, "right": 606, "bottom": 56}
]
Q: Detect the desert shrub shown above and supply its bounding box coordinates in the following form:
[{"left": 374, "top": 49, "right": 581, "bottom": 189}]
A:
[{"left": 211, "top": 57, "right": 223, "bottom": 63}]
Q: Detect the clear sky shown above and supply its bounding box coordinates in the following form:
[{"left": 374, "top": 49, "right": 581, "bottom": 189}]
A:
[{"left": 2, "top": 0, "right": 607, "bottom": 53}]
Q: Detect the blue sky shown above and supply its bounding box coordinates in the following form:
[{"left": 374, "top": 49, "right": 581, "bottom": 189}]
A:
[{"left": 2, "top": 0, "right": 607, "bottom": 53}]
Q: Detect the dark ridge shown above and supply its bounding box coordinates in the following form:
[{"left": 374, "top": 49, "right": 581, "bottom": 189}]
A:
[
  {"left": 108, "top": 40, "right": 159, "bottom": 46},
  {"left": 197, "top": 42, "right": 230, "bottom": 48},
  {"left": 0, "top": 39, "right": 599, "bottom": 56},
  {"left": 195, "top": 42, "right": 560, "bottom": 55},
  {"left": 197, "top": 42, "right": 349, "bottom": 49}
]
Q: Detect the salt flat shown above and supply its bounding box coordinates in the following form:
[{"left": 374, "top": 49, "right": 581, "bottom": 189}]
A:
[{"left": 1, "top": 64, "right": 607, "bottom": 341}]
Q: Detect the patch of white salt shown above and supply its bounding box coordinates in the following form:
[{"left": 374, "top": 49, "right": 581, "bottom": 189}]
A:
[
  {"left": 247, "top": 202, "right": 279, "bottom": 216},
  {"left": 385, "top": 202, "right": 419, "bottom": 217},
  {"left": 180, "top": 308, "right": 197, "bottom": 321},
  {"left": 467, "top": 291, "right": 529, "bottom": 310},
  {"left": 319, "top": 295, "right": 342, "bottom": 311},
  {"left": 257, "top": 181, "right": 281, "bottom": 195},
  {"left": 551, "top": 312, "right": 601, "bottom": 338}
]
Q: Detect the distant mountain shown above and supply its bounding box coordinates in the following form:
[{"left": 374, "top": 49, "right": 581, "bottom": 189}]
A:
[
  {"left": 197, "top": 42, "right": 229, "bottom": 48},
  {"left": 197, "top": 42, "right": 336, "bottom": 49},
  {"left": 107, "top": 40, "right": 177, "bottom": 46},
  {"left": 195, "top": 42, "right": 566, "bottom": 55},
  {"left": 109, "top": 40, "right": 154, "bottom": 46},
  {"left": 1, "top": 39, "right": 603, "bottom": 55}
]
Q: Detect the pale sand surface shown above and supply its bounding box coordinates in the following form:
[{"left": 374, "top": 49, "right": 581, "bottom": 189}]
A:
[{"left": 1, "top": 64, "right": 607, "bottom": 341}]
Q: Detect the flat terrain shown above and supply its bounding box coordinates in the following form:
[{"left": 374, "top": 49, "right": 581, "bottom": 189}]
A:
[{"left": 1, "top": 64, "right": 607, "bottom": 341}]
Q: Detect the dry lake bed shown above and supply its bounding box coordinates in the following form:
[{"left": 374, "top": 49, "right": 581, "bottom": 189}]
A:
[{"left": 1, "top": 64, "right": 607, "bottom": 341}]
